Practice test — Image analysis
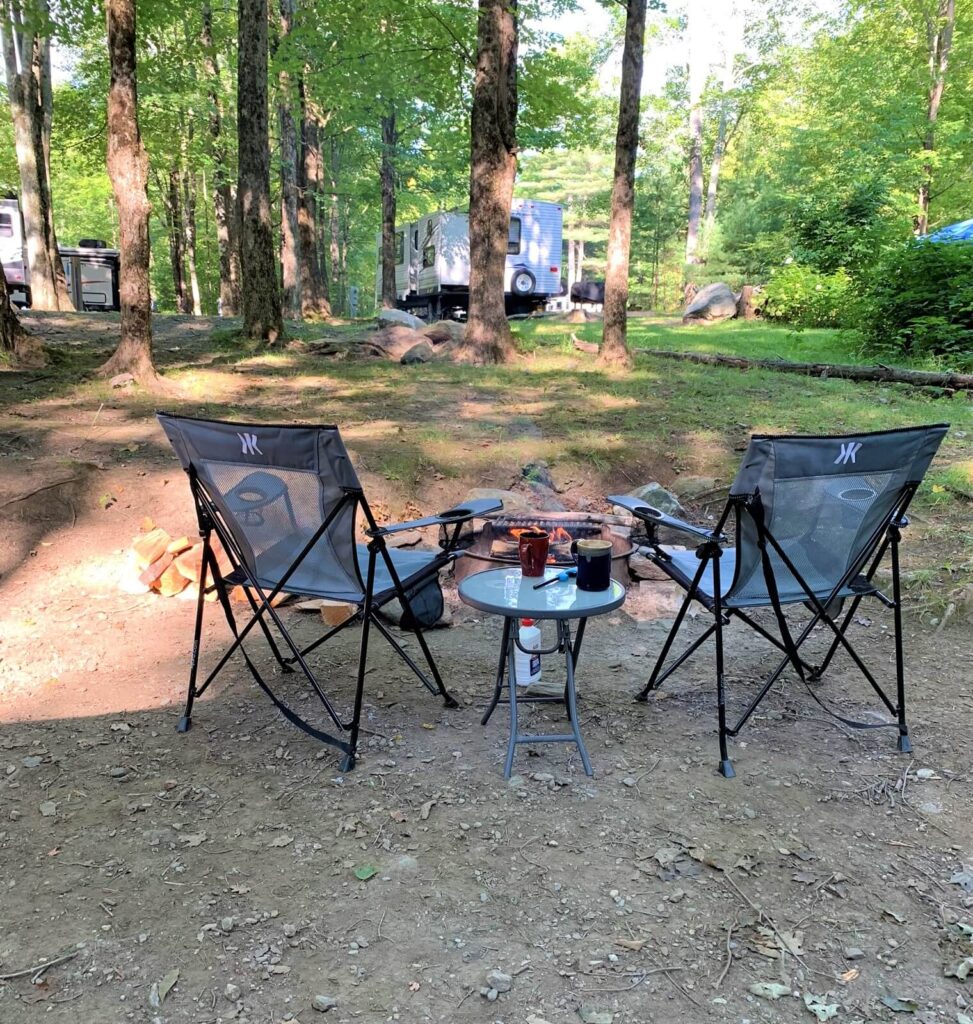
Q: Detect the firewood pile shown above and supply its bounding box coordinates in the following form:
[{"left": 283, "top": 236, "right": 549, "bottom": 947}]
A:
[{"left": 124, "top": 521, "right": 229, "bottom": 599}]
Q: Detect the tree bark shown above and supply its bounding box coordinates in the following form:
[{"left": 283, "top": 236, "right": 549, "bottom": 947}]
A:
[
  {"left": 201, "top": 3, "right": 240, "bottom": 315},
  {"left": 327, "top": 134, "right": 342, "bottom": 313},
  {"left": 685, "top": 0, "right": 705, "bottom": 265},
  {"left": 379, "top": 106, "right": 398, "bottom": 309},
  {"left": 166, "top": 167, "right": 190, "bottom": 313},
  {"left": 99, "top": 0, "right": 156, "bottom": 382},
  {"left": 297, "top": 87, "right": 330, "bottom": 318},
  {"left": 916, "top": 0, "right": 955, "bottom": 235},
  {"left": 635, "top": 348, "right": 973, "bottom": 392},
  {"left": 238, "top": 0, "right": 283, "bottom": 341},
  {"left": 461, "top": 0, "right": 518, "bottom": 364},
  {"left": 1, "top": 0, "right": 73, "bottom": 311},
  {"left": 599, "top": 0, "right": 646, "bottom": 370},
  {"left": 277, "top": 0, "right": 301, "bottom": 319},
  {"left": 183, "top": 169, "right": 202, "bottom": 315}
]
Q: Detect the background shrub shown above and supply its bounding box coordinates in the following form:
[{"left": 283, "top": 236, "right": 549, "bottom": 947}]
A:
[
  {"left": 860, "top": 241, "right": 973, "bottom": 365},
  {"left": 761, "top": 264, "right": 855, "bottom": 328}
]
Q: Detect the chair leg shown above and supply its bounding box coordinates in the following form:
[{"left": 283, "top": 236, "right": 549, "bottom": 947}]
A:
[
  {"left": 341, "top": 551, "right": 377, "bottom": 772},
  {"left": 402, "top": 615, "right": 458, "bottom": 709},
  {"left": 713, "top": 558, "right": 734, "bottom": 778},
  {"left": 242, "top": 584, "right": 293, "bottom": 674},
  {"left": 179, "top": 535, "right": 210, "bottom": 733},
  {"left": 637, "top": 584, "right": 701, "bottom": 701},
  {"left": 891, "top": 528, "right": 911, "bottom": 753}
]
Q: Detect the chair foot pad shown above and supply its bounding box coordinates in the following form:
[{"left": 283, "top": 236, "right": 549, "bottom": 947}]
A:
[
  {"left": 897, "top": 733, "right": 912, "bottom": 754},
  {"left": 280, "top": 664, "right": 295, "bottom": 675},
  {"left": 177, "top": 716, "right": 192, "bottom": 733},
  {"left": 634, "top": 690, "right": 650, "bottom": 703},
  {"left": 718, "top": 758, "right": 736, "bottom": 778},
  {"left": 339, "top": 753, "right": 356, "bottom": 772},
  {"left": 442, "top": 693, "right": 460, "bottom": 710}
]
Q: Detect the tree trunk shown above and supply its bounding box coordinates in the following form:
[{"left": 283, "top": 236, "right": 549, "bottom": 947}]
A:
[
  {"left": 166, "top": 167, "right": 190, "bottom": 313},
  {"left": 599, "top": 0, "right": 646, "bottom": 370},
  {"left": 277, "top": 0, "right": 301, "bottom": 319},
  {"left": 916, "top": 0, "right": 955, "bottom": 235},
  {"left": 99, "top": 0, "right": 156, "bottom": 382},
  {"left": 201, "top": 3, "right": 240, "bottom": 315},
  {"left": 328, "top": 134, "right": 342, "bottom": 313},
  {"left": 379, "top": 107, "right": 399, "bottom": 309},
  {"left": 1, "top": 0, "right": 73, "bottom": 311},
  {"left": 0, "top": 264, "right": 36, "bottom": 364},
  {"left": 685, "top": 0, "right": 705, "bottom": 265},
  {"left": 238, "top": 0, "right": 283, "bottom": 341},
  {"left": 183, "top": 170, "right": 202, "bottom": 315},
  {"left": 297, "top": 87, "right": 330, "bottom": 318},
  {"left": 461, "top": 0, "right": 518, "bottom": 364}
]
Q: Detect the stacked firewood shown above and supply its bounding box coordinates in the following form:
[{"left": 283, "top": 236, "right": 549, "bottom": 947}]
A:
[{"left": 125, "top": 521, "right": 231, "bottom": 599}]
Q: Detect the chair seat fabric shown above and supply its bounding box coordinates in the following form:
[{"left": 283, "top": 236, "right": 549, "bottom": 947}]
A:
[
  {"left": 660, "top": 546, "right": 866, "bottom": 608},
  {"left": 238, "top": 531, "right": 442, "bottom": 603}
]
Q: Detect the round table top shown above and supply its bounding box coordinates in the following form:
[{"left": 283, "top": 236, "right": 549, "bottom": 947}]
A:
[{"left": 458, "top": 566, "right": 626, "bottom": 620}]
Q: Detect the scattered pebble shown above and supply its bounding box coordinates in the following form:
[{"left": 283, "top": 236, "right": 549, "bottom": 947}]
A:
[{"left": 312, "top": 994, "right": 337, "bottom": 1013}]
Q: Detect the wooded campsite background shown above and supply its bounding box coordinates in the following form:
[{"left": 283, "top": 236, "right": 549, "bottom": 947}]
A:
[{"left": 1, "top": 0, "right": 970, "bottom": 330}]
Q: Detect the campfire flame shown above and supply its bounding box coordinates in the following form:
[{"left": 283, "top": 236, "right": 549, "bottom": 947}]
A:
[{"left": 508, "top": 525, "right": 573, "bottom": 562}]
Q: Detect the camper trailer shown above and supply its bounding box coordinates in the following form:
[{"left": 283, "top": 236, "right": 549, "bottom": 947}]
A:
[
  {"left": 376, "top": 198, "right": 563, "bottom": 320},
  {"left": 0, "top": 197, "right": 121, "bottom": 312}
]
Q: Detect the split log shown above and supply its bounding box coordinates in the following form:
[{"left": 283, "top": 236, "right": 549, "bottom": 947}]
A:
[
  {"left": 139, "top": 551, "right": 174, "bottom": 587},
  {"left": 634, "top": 349, "right": 973, "bottom": 393},
  {"left": 157, "top": 562, "right": 190, "bottom": 597},
  {"left": 133, "top": 527, "right": 172, "bottom": 569}
]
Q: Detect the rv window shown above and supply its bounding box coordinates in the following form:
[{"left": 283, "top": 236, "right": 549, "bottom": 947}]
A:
[
  {"left": 507, "top": 217, "right": 522, "bottom": 255},
  {"left": 422, "top": 244, "right": 436, "bottom": 269},
  {"left": 0, "top": 213, "right": 12, "bottom": 238},
  {"left": 395, "top": 230, "right": 405, "bottom": 265}
]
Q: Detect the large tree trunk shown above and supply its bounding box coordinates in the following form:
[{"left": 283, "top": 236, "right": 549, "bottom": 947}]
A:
[
  {"left": 238, "top": 0, "right": 283, "bottom": 341},
  {"left": 297, "top": 87, "right": 330, "bottom": 318},
  {"left": 100, "top": 0, "right": 156, "bottom": 382},
  {"left": 685, "top": 0, "right": 705, "bottom": 265},
  {"left": 327, "top": 135, "right": 342, "bottom": 313},
  {"left": 379, "top": 107, "right": 399, "bottom": 309},
  {"left": 917, "top": 0, "right": 955, "bottom": 235},
  {"left": 461, "top": 0, "right": 518, "bottom": 364},
  {"left": 1, "top": 0, "right": 73, "bottom": 311},
  {"left": 277, "top": 0, "right": 301, "bottom": 319},
  {"left": 201, "top": 3, "right": 241, "bottom": 315},
  {"left": 183, "top": 170, "right": 202, "bottom": 315},
  {"left": 166, "top": 167, "right": 190, "bottom": 313},
  {"left": 599, "top": 0, "right": 646, "bottom": 370}
]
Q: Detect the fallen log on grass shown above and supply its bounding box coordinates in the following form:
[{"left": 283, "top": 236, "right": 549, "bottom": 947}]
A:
[{"left": 633, "top": 349, "right": 973, "bottom": 393}]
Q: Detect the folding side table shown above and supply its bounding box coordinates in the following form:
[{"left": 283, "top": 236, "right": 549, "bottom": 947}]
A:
[{"left": 458, "top": 566, "right": 625, "bottom": 778}]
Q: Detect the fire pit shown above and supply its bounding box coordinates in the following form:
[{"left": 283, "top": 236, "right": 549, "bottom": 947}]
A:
[{"left": 452, "top": 510, "right": 634, "bottom": 585}]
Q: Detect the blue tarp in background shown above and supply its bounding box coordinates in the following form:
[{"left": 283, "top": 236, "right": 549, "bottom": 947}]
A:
[{"left": 925, "top": 218, "right": 973, "bottom": 242}]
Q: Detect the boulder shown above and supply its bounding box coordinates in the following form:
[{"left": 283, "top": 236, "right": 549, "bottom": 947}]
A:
[
  {"left": 619, "top": 482, "right": 684, "bottom": 517},
  {"left": 423, "top": 320, "right": 465, "bottom": 345},
  {"left": 671, "top": 475, "right": 719, "bottom": 501},
  {"left": 401, "top": 340, "right": 435, "bottom": 365},
  {"left": 378, "top": 308, "right": 425, "bottom": 330},
  {"left": 371, "top": 324, "right": 427, "bottom": 360},
  {"left": 683, "top": 282, "right": 738, "bottom": 324},
  {"left": 462, "top": 488, "right": 530, "bottom": 513}
]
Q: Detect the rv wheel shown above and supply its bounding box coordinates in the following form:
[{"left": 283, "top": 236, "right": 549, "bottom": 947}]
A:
[{"left": 511, "top": 269, "right": 536, "bottom": 296}]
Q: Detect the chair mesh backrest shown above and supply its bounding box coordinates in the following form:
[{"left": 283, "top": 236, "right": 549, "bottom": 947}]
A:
[
  {"left": 726, "top": 425, "right": 948, "bottom": 605},
  {"left": 157, "top": 414, "right": 366, "bottom": 598}
]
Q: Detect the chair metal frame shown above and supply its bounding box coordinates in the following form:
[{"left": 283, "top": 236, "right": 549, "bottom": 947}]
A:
[
  {"left": 165, "top": 417, "right": 498, "bottom": 770},
  {"left": 609, "top": 424, "right": 947, "bottom": 777}
]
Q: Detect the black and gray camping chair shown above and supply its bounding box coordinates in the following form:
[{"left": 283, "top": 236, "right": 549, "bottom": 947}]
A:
[
  {"left": 158, "top": 413, "right": 501, "bottom": 770},
  {"left": 610, "top": 424, "right": 948, "bottom": 777}
]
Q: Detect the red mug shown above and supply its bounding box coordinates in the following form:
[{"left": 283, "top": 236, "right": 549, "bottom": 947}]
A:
[{"left": 518, "top": 529, "right": 550, "bottom": 577}]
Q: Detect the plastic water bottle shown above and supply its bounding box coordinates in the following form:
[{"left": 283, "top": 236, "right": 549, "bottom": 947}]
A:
[{"left": 515, "top": 618, "right": 542, "bottom": 687}]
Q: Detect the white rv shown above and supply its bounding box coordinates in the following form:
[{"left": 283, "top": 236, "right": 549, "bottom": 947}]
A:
[
  {"left": 376, "top": 198, "right": 563, "bottom": 320},
  {"left": 1, "top": 197, "right": 120, "bottom": 311}
]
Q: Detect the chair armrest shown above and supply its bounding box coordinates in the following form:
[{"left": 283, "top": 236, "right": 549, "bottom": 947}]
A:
[
  {"left": 368, "top": 498, "right": 503, "bottom": 537},
  {"left": 607, "top": 494, "right": 726, "bottom": 543}
]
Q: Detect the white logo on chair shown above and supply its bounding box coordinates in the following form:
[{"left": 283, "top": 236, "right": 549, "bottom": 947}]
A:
[
  {"left": 237, "top": 432, "right": 263, "bottom": 456},
  {"left": 834, "top": 441, "right": 862, "bottom": 465}
]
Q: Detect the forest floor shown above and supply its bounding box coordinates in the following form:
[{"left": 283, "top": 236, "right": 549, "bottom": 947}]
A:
[{"left": 1, "top": 311, "right": 972, "bottom": 1024}]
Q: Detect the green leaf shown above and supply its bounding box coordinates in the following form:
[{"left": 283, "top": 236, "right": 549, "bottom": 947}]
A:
[
  {"left": 354, "top": 863, "right": 377, "bottom": 881},
  {"left": 881, "top": 995, "right": 919, "bottom": 1013},
  {"left": 750, "top": 982, "right": 791, "bottom": 1000},
  {"left": 803, "top": 993, "right": 839, "bottom": 1021}
]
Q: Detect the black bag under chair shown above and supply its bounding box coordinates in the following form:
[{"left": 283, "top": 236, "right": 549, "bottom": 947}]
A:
[
  {"left": 610, "top": 423, "right": 948, "bottom": 778},
  {"left": 158, "top": 413, "right": 501, "bottom": 770}
]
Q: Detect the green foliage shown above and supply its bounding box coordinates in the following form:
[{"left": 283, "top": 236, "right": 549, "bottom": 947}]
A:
[
  {"left": 859, "top": 241, "right": 973, "bottom": 366},
  {"left": 761, "top": 264, "right": 856, "bottom": 329}
]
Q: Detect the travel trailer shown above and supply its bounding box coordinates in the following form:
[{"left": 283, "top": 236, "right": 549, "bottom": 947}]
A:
[
  {"left": 376, "top": 198, "right": 563, "bottom": 320},
  {"left": 0, "top": 197, "right": 121, "bottom": 312}
]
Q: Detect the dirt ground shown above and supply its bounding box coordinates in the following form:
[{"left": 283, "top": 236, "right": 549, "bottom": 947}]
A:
[{"left": 1, "top": 314, "right": 971, "bottom": 1024}]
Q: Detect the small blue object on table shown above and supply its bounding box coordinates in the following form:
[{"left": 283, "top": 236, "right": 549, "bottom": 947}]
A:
[{"left": 457, "top": 566, "right": 626, "bottom": 778}]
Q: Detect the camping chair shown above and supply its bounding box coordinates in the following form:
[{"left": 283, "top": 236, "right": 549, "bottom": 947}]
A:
[
  {"left": 158, "top": 413, "right": 501, "bottom": 770},
  {"left": 610, "top": 423, "right": 948, "bottom": 777}
]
